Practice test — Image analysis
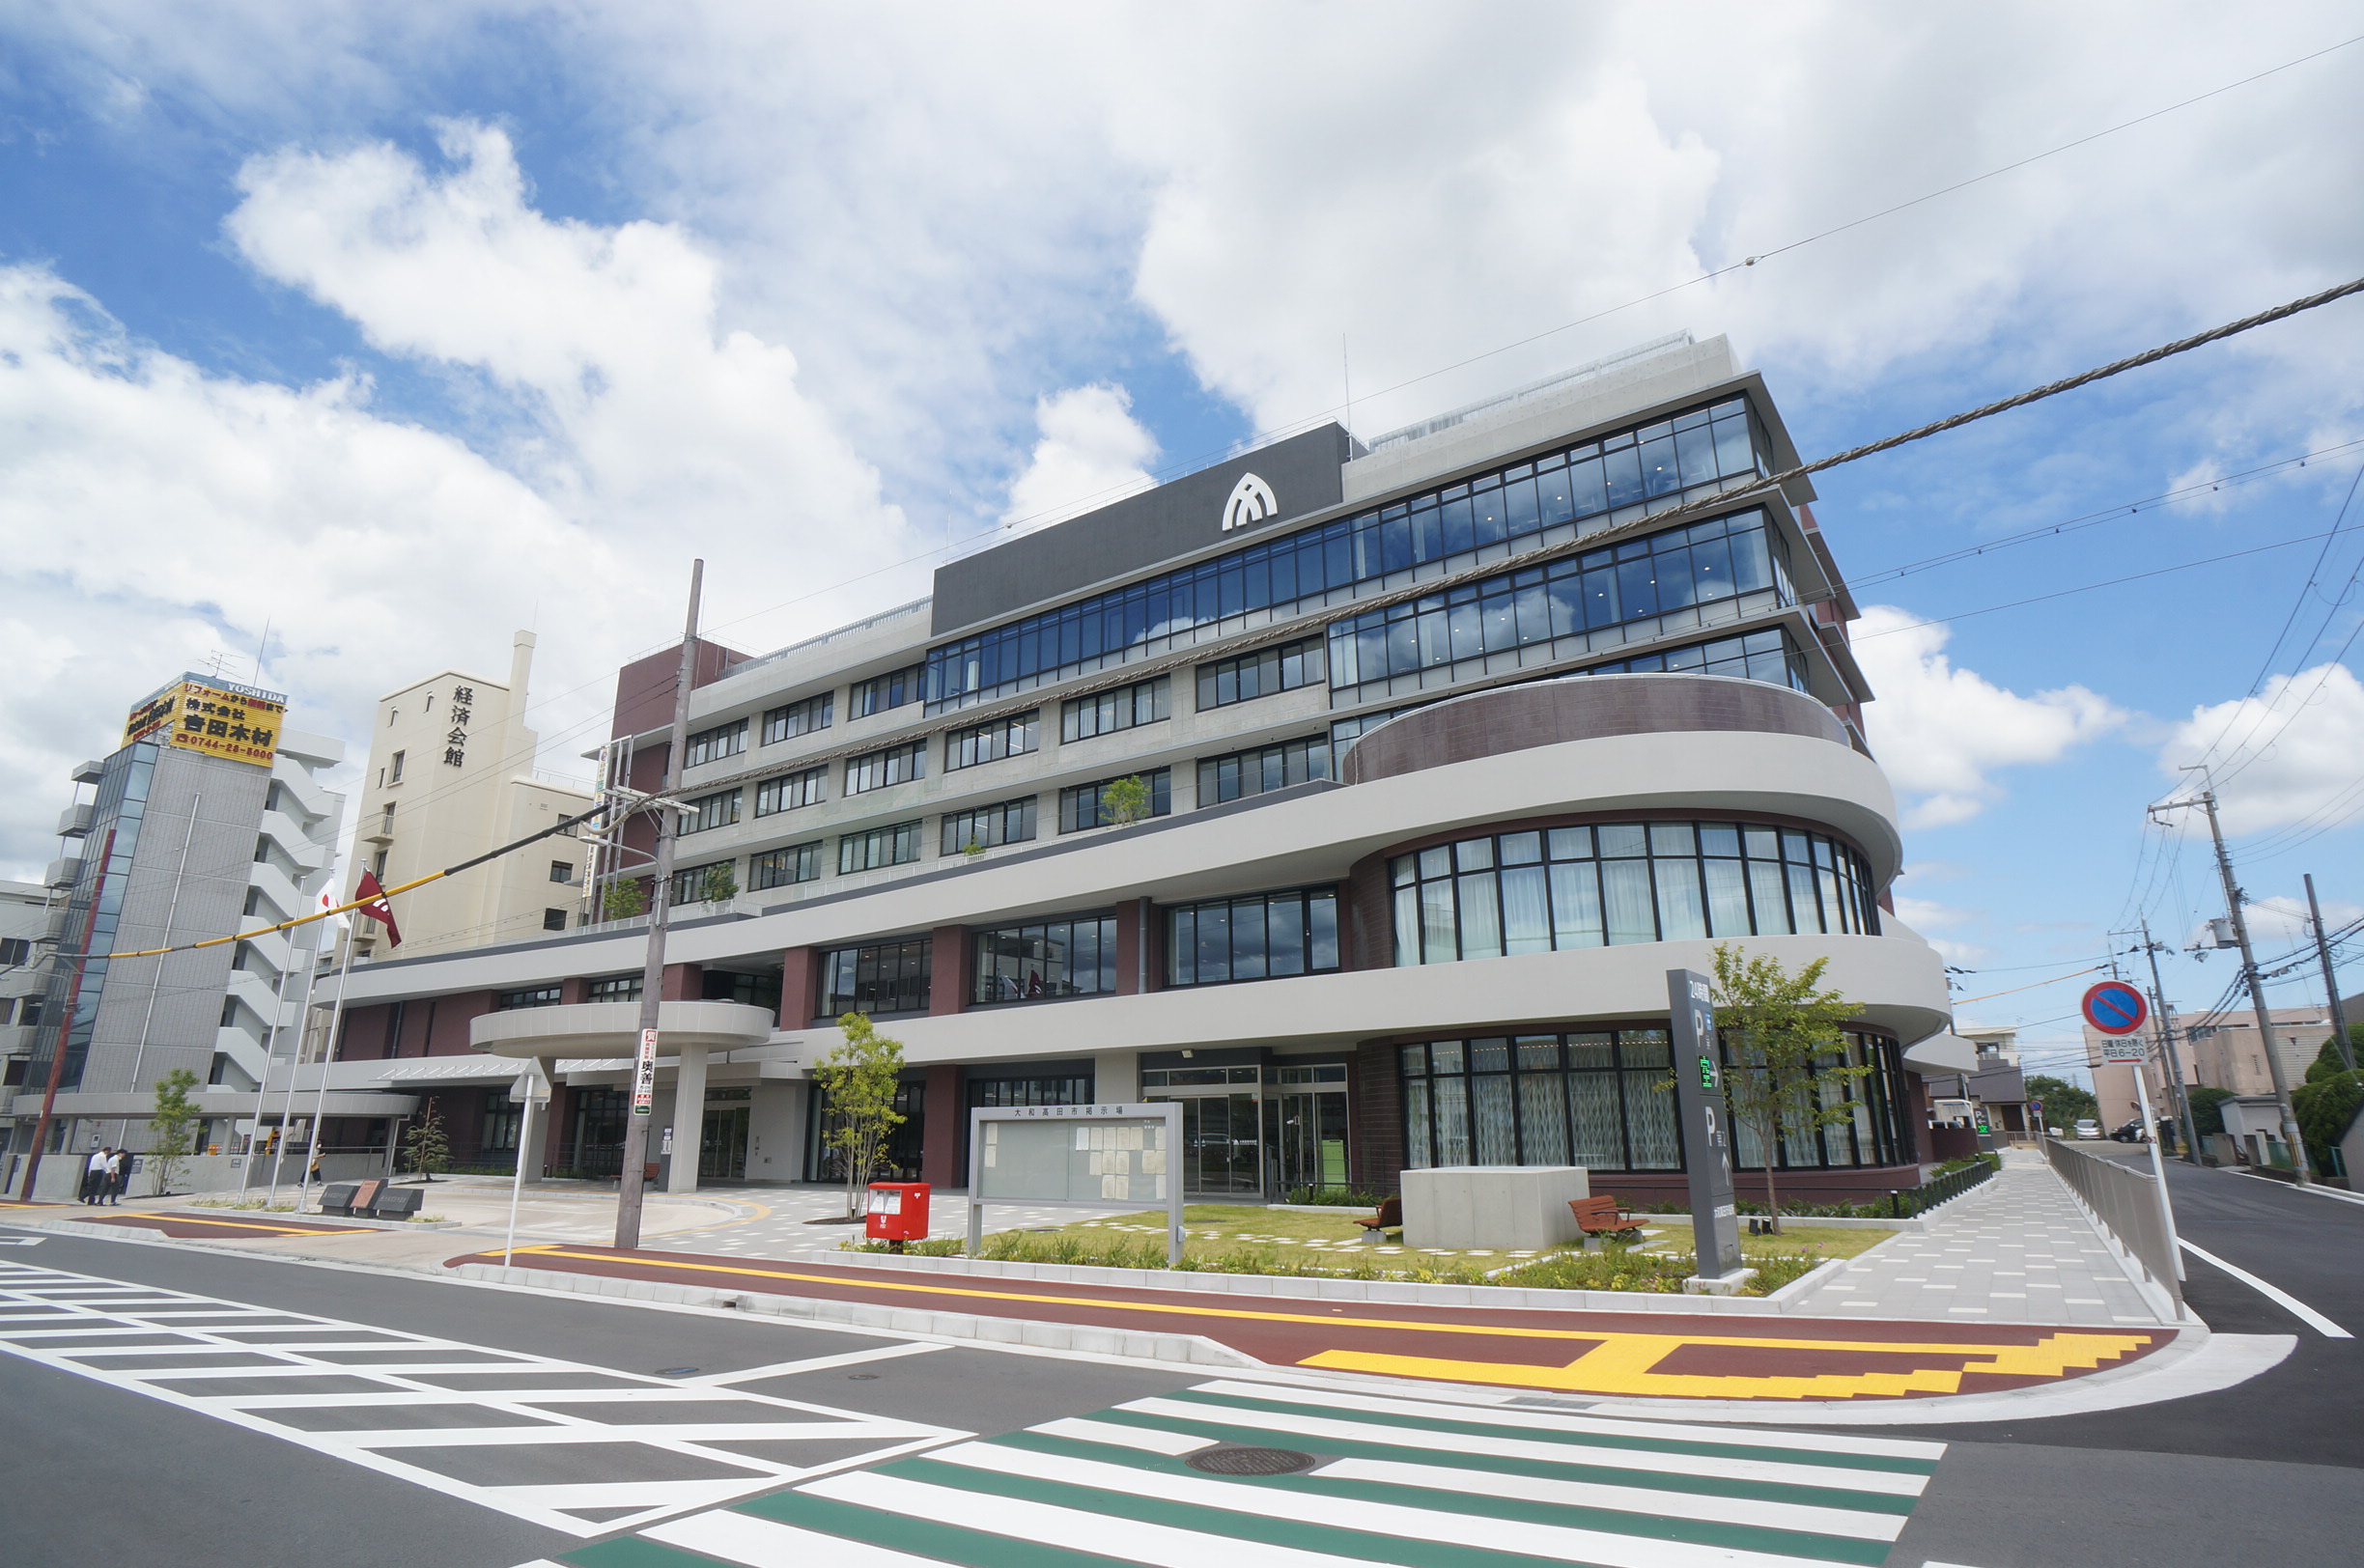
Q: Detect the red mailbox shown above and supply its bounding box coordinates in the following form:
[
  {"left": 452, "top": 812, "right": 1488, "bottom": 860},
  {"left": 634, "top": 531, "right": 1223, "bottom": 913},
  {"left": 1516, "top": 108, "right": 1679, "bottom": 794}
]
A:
[{"left": 865, "top": 1181, "right": 929, "bottom": 1246}]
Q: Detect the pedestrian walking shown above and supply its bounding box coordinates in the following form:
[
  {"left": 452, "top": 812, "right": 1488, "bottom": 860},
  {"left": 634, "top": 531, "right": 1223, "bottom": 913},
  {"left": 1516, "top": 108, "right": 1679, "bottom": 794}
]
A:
[
  {"left": 80, "top": 1146, "right": 112, "bottom": 1204},
  {"left": 107, "top": 1148, "right": 132, "bottom": 1204}
]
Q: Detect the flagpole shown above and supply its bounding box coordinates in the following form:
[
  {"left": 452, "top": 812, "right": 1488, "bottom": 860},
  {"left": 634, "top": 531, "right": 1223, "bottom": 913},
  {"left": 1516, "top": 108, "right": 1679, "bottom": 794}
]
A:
[{"left": 299, "top": 928, "right": 353, "bottom": 1210}]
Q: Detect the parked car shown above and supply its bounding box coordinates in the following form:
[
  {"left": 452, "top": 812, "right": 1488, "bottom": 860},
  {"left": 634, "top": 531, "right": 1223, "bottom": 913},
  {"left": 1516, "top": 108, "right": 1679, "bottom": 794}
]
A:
[
  {"left": 2074, "top": 1119, "right": 2100, "bottom": 1139},
  {"left": 2110, "top": 1118, "right": 2148, "bottom": 1142}
]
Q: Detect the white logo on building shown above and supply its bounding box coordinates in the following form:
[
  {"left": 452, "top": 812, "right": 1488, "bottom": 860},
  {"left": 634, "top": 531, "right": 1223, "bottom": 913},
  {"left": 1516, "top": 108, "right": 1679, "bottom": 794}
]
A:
[{"left": 1221, "top": 472, "right": 1278, "bottom": 533}]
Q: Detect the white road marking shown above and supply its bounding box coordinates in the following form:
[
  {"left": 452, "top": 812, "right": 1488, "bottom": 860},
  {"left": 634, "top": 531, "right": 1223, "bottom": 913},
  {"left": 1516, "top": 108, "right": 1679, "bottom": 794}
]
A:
[
  {"left": 687, "top": 1340, "right": 948, "bottom": 1385},
  {"left": 0, "top": 1259, "right": 967, "bottom": 1537},
  {"left": 646, "top": 1508, "right": 951, "bottom": 1565},
  {"left": 2178, "top": 1239, "right": 2352, "bottom": 1337}
]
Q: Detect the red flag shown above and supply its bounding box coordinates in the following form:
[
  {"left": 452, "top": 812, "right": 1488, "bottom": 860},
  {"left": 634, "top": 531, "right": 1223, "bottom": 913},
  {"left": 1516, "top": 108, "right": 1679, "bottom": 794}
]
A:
[{"left": 352, "top": 870, "right": 403, "bottom": 948}]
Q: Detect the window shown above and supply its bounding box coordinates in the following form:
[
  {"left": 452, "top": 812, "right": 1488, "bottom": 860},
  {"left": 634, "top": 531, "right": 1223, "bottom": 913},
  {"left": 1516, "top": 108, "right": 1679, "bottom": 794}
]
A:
[
  {"left": 820, "top": 938, "right": 931, "bottom": 1016},
  {"left": 1061, "top": 676, "right": 1168, "bottom": 742},
  {"left": 481, "top": 1090, "right": 521, "bottom": 1153},
  {"left": 19, "top": 998, "right": 42, "bottom": 1028},
  {"left": 839, "top": 820, "right": 923, "bottom": 874},
  {"left": 942, "top": 797, "right": 1037, "bottom": 855},
  {"left": 669, "top": 863, "right": 735, "bottom": 909},
  {"left": 1579, "top": 627, "right": 1806, "bottom": 688},
  {"left": 1059, "top": 769, "right": 1171, "bottom": 833},
  {"left": 1196, "top": 636, "right": 1322, "bottom": 710},
  {"left": 683, "top": 789, "right": 742, "bottom": 833},
  {"left": 1326, "top": 508, "right": 1795, "bottom": 702},
  {"left": 0, "top": 938, "right": 30, "bottom": 966},
  {"left": 542, "top": 909, "right": 568, "bottom": 932},
  {"left": 587, "top": 975, "right": 643, "bottom": 1002},
  {"left": 1400, "top": 1030, "right": 1905, "bottom": 1174},
  {"left": 685, "top": 719, "right": 747, "bottom": 768},
  {"left": 755, "top": 767, "right": 827, "bottom": 815},
  {"left": 1389, "top": 820, "right": 1878, "bottom": 967},
  {"left": 497, "top": 987, "right": 563, "bottom": 1011},
  {"left": 971, "top": 912, "right": 1117, "bottom": 1004},
  {"left": 851, "top": 664, "right": 924, "bottom": 718},
  {"left": 945, "top": 709, "right": 1038, "bottom": 770},
  {"left": 1167, "top": 887, "right": 1339, "bottom": 987},
  {"left": 760, "top": 692, "right": 832, "bottom": 745},
  {"left": 926, "top": 397, "right": 1767, "bottom": 711},
  {"left": 750, "top": 842, "right": 823, "bottom": 889},
  {"left": 1197, "top": 736, "right": 1331, "bottom": 805},
  {"left": 549, "top": 860, "right": 573, "bottom": 883},
  {"left": 969, "top": 1074, "right": 1093, "bottom": 1108},
  {"left": 389, "top": 750, "right": 405, "bottom": 783},
  {"left": 845, "top": 741, "right": 926, "bottom": 795}
]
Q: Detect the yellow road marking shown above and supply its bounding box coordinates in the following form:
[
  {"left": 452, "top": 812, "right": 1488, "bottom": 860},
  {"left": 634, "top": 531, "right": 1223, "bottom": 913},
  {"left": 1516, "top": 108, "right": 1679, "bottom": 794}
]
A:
[
  {"left": 504, "top": 1245, "right": 2153, "bottom": 1361},
  {"left": 122, "top": 1215, "right": 363, "bottom": 1237},
  {"left": 1303, "top": 1329, "right": 2157, "bottom": 1399}
]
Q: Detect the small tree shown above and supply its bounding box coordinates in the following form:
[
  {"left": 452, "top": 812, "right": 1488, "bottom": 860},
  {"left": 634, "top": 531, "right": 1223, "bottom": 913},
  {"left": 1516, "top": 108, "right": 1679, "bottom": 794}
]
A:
[
  {"left": 1101, "top": 774, "right": 1151, "bottom": 826},
  {"left": 699, "top": 863, "right": 740, "bottom": 905},
  {"left": 402, "top": 1100, "right": 451, "bottom": 1180},
  {"left": 814, "top": 1012, "right": 906, "bottom": 1218},
  {"left": 1707, "top": 942, "right": 1868, "bottom": 1235},
  {"left": 603, "top": 880, "right": 647, "bottom": 920},
  {"left": 2024, "top": 1074, "right": 2097, "bottom": 1132},
  {"left": 962, "top": 836, "right": 988, "bottom": 858},
  {"left": 148, "top": 1068, "right": 202, "bottom": 1197}
]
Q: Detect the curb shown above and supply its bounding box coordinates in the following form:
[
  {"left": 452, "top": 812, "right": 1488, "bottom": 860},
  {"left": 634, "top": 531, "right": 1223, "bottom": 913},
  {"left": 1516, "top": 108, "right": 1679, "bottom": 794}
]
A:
[
  {"left": 446, "top": 1259, "right": 1261, "bottom": 1369},
  {"left": 801, "top": 1243, "right": 1851, "bottom": 1315}
]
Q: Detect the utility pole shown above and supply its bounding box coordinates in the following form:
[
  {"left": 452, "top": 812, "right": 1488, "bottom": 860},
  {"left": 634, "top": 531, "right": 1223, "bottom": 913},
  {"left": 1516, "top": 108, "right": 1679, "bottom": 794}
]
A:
[
  {"left": 2305, "top": 873, "right": 2356, "bottom": 1074},
  {"left": 2154, "top": 781, "right": 2310, "bottom": 1185},
  {"left": 614, "top": 560, "right": 703, "bottom": 1251},
  {"left": 2136, "top": 919, "right": 2201, "bottom": 1162}
]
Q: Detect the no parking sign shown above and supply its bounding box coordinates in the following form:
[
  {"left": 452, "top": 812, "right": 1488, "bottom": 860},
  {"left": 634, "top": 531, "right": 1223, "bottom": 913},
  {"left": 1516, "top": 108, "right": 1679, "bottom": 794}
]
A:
[{"left": 2083, "top": 981, "right": 2149, "bottom": 1063}]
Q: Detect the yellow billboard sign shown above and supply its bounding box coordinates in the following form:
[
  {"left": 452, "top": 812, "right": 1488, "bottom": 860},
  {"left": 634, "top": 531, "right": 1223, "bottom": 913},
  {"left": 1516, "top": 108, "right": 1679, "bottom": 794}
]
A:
[{"left": 124, "top": 676, "right": 287, "bottom": 769}]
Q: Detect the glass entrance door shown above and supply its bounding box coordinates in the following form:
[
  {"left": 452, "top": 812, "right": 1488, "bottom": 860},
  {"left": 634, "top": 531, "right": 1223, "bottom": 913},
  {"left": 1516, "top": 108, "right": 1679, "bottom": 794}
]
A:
[
  {"left": 1176, "top": 1094, "right": 1263, "bottom": 1194},
  {"left": 700, "top": 1106, "right": 749, "bottom": 1180},
  {"left": 1271, "top": 1090, "right": 1349, "bottom": 1194}
]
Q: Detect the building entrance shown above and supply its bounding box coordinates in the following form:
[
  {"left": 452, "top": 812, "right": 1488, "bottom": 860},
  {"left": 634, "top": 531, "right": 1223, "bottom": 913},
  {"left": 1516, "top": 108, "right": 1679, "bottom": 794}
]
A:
[
  {"left": 1144, "top": 1061, "right": 1350, "bottom": 1199},
  {"left": 700, "top": 1106, "right": 749, "bottom": 1181}
]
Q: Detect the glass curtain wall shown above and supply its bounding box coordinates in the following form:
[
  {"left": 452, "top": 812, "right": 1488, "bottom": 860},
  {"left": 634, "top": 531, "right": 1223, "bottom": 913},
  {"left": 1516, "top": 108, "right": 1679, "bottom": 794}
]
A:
[
  {"left": 819, "top": 938, "right": 931, "bottom": 1017},
  {"left": 971, "top": 913, "right": 1117, "bottom": 1004},
  {"left": 1392, "top": 821, "right": 1878, "bottom": 966},
  {"left": 927, "top": 398, "right": 1768, "bottom": 712}
]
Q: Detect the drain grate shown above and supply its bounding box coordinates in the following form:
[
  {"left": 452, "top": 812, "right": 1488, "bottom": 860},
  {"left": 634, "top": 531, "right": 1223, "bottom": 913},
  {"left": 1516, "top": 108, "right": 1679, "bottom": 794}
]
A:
[{"left": 1185, "top": 1445, "right": 1318, "bottom": 1476}]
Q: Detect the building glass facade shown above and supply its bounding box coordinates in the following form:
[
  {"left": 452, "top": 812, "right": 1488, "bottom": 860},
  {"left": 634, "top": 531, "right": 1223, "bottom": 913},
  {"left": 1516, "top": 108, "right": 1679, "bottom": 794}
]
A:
[
  {"left": 1166, "top": 887, "right": 1339, "bottom": 987},
  {"left": 971, "top": 913, "right": 1117, "bottom": 1004},
  {"left": 820, "top": 938, "right": 931, "bottom": 1018}
]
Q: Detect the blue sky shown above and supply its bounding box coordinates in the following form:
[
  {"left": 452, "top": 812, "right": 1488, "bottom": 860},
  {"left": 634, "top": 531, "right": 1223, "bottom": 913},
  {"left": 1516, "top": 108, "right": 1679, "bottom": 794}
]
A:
[{"left": 5, "top": 4, "right": 2363, "bottom": 1083}]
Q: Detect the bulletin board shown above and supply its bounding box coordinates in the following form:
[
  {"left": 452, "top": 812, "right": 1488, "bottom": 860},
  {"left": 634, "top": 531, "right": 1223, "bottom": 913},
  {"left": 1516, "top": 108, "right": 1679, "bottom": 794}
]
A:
[{"left": 966, "top": 1102, "right": 1184, "bottom": 1266}]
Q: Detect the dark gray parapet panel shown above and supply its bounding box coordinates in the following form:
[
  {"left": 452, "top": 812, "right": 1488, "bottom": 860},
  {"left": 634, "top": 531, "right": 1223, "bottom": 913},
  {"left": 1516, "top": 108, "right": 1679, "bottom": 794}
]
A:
[
  {"left": 1340, "top": 672, "right": 1851, "bottom": 785},
  {"left": 930, "top": 425, "right": 1354, "bottom": 638}
]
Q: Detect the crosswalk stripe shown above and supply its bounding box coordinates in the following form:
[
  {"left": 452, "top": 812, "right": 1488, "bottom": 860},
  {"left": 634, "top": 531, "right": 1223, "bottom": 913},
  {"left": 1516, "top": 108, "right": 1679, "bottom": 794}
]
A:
[
  {"left": 809, "top": 1468, "right": 1382, "bottom": 1568},
  {"left": 1112, "top": 1396, "right": 1928, "bottom": 1498},
  {"left": 1314, "top": 1457, "right": 1910, "bottom": 1543},
  {"left": 1183, "top": 1381, "right": 1945, "bottom": 1466},
  {"left": 736, "top": 1489, "right": 1147, "bottom": 1568},
  {"left": 646, "top": 1507, "right": 965, "bottom": 1566},
  {"left": 1032, "top": 1416, "right": 1214, "bottom": 1455},
  {"left": 916, "top": 1441, "right": 1877, "bottom": 1568}
]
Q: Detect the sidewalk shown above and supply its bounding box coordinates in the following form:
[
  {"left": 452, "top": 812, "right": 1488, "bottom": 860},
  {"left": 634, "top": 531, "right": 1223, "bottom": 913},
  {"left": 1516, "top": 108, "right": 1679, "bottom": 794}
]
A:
[{"left": 1782, "top": 1149, "right": 2162, "bottom": 1325}]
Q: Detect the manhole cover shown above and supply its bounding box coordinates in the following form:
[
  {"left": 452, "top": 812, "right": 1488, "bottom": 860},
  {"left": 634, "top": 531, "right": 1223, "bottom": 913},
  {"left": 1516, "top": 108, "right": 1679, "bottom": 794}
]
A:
[
  {"left": 1185, "top": 1446, "right": 1317, "bottom": 1476},
  {"left": 846, "top": 1373, "right": 880, "bottom": 1381}
]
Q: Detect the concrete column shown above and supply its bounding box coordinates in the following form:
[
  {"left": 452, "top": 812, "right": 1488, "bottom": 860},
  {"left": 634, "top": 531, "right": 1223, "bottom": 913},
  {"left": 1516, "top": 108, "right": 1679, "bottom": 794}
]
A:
[
  {"left": 1092, "top": 1050, "right": 1138, "bottom": 1104},
  {"left": 666, "top": 1044, "right": 709, "bottom": 1192},
  {"left": 928, "top": 926, "right": 967, "bottom": 1016},
  {"left": 920, "top": 1064, "right": 961, "bottom": 1189}
]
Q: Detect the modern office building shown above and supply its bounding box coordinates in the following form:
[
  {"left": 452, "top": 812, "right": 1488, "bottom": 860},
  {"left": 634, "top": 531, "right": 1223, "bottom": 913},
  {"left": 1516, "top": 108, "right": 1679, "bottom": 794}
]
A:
[
  {"left": 0, "top": 674, "right": 352, "bottom": 1163},
  {"left": 0, "top": 879, "right": 54, "bottom": 1108},
  {"left": 350, "top": 631, "right": 595, "bottom": 961},
  {"left": 298, "top": 333, "right": 1968, "bottom": 1200}
]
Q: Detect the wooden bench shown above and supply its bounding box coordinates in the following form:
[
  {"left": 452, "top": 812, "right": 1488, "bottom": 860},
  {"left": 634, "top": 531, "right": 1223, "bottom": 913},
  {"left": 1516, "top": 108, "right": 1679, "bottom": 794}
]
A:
[
  {"left": 1568, "top": 1195, "right": 1642, "bottom": 1241},
  {"left": 1354, "top": 1195, "right": 1403, "bottom": 1238}
]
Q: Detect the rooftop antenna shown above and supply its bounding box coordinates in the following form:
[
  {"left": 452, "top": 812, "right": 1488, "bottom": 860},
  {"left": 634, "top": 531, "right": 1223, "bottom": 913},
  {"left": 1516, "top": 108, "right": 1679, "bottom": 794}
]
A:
[
  {"left": 251, "top": 618, "right": 272, "bottom": 684},
  {"left": 201, "top": 649, "right": 238, "bottom": 682}
]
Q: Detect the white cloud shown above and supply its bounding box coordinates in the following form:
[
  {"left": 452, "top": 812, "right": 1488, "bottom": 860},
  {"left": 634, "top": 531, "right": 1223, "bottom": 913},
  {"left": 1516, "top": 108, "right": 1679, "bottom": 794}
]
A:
[
  {"left": 2159, "top": 662, "right": 2364, "bottom": 836},
  {"left": 2210, "top": 893, "right": 2364, "bottom": 951},
  {"left": 999, "top": 384, "right": 1158, "bottom": 535},
  {"left": 1849, "top": 605, "right": 2125, "bottom": 826},
  {"left": 1888, "top": 894, "right": 1993, "bottom": 966}
]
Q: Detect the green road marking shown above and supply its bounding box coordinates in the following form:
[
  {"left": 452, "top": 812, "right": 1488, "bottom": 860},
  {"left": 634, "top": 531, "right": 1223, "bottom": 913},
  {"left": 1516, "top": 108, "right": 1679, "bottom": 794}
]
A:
[
  {"left": 564, "top": 1534, "right": 739, "bottom": 1568},
  {"left": 735, "top": 1487, "right": 1147, "bottom": 1568}
]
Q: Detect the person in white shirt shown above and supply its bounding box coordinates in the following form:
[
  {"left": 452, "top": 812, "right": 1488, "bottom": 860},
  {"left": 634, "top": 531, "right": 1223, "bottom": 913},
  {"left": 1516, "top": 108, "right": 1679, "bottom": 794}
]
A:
[
  {"left": 81, "top": 1147, "right": 111, "bottom": 1205},
  {"left": 102, "top": 1147, "right": 129, "bottom": 1205}
]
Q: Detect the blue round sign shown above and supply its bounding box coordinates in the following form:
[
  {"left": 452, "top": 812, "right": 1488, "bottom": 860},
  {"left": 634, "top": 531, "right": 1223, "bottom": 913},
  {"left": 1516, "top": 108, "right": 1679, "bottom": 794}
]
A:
[{"left": 2081, "top": 981, "right": 2148, "bottom": 1036}]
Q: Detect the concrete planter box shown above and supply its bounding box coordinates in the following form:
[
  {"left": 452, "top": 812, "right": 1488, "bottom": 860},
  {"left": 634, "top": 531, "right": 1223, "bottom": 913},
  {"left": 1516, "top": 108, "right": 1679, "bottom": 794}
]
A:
[{"left": 1400, "top": 1164, "right": 1590, "bottom": 1250}]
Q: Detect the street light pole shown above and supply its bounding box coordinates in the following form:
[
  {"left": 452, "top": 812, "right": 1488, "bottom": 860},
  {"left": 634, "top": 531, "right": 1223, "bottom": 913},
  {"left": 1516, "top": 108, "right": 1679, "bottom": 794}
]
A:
[
  {"left": 614, "top": 559, "right": 704, "bottom": 1251},
  {"left": 2157, "top": 784, "right": 2310, "bottom": 1185},
  {"left": 2304, "top": 873, "right": 2355, "bottom": 1075}
]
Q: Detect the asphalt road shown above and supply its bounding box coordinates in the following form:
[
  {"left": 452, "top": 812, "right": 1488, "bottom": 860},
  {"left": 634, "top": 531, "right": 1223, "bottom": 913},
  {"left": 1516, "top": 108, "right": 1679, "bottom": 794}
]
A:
[{"left": 1868, "top": 1146, "right": 2364, "bottom": 1568}]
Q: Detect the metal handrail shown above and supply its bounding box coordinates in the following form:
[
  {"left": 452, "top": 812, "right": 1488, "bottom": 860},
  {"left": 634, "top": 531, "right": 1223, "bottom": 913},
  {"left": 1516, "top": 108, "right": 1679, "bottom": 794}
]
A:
[{"left": 2044, "top": 1136, "right": 2185, "bottom": 1316}]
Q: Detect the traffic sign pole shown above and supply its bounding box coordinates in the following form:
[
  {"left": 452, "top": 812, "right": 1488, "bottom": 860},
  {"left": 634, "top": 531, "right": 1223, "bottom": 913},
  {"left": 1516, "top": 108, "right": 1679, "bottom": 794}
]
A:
[{"left": 2083, "top": 980, "right": 2182, "bottom": 1279}]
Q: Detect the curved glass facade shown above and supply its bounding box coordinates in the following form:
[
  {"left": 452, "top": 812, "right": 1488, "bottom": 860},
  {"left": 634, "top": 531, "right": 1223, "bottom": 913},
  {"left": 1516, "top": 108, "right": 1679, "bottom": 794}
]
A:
[
  {"left": 1399, "top": 1029, "right": 1906, "bottom": 1174},
  {"left": 1392, "top": 820, "right": 1878, "bottom": 966},
  {"left": 926, "top": 397, "right": 1769, "bottom": 711}
]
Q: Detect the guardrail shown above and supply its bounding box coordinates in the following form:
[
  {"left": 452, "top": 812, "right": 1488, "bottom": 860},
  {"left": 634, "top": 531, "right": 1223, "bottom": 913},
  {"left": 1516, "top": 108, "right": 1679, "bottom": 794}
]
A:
[{"left": 2044, "top": 1136, "right": 2184, "bottom": 1317}]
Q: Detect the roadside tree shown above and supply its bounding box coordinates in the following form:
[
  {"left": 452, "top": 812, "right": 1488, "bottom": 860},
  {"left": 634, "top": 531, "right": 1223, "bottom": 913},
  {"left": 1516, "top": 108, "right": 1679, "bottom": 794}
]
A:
[
  {"left": 816, "top": 1012, "right": 907, "bottom": 1219},
  {"left": 1706, "top": 942, "right": 1867, "bottom": 1235}
]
